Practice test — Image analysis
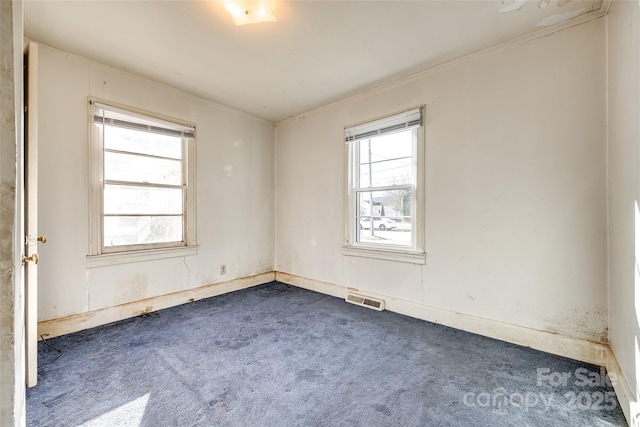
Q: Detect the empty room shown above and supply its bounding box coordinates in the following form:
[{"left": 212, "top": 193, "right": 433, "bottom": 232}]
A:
[{"left": 1, "top": 0, "right": 639, "bottom": 426}]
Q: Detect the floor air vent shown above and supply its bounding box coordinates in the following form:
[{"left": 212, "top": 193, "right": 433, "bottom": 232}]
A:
[{"left": 346, "top": 293, "right": 385, "bottom": 311}]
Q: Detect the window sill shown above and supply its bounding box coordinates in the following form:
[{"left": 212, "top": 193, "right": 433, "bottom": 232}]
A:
[
  {"left": 86, "top": 245, "right": 198, "bottom": 268},
  {"left": 342, "top": 245, "right": 426, "bottom": 264}
]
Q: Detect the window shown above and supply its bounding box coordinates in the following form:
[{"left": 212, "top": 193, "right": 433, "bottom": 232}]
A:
[
  {"left": 344, "top": 107, "right": 425, "bottom": 263},
  {"left": 88, "top": 100, "right": 196, "bottom": 262}
]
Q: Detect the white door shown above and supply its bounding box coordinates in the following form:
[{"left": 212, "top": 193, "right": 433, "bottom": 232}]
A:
[{"left": 23, "top": 41, "right": 41, "bottom": 388}]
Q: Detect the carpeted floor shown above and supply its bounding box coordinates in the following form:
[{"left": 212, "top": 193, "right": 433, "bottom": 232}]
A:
[{"left": 27, "top": 282, "right": 626, "bottom": 426}]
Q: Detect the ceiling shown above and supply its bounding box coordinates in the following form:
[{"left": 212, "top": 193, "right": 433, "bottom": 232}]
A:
[{"left": 24, "top": 0, "right": 606, "bottom": 122}]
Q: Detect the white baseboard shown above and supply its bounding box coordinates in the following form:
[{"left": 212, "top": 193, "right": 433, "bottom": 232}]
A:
[
  {"left": 276, "top": 271, "right": 632, "bottom": 426},
  {"left": 38, "top": 272, "right": 275, "bottom": 339},
  {"left": 606, "top": 348, "right": 637, "bottom": 426}
]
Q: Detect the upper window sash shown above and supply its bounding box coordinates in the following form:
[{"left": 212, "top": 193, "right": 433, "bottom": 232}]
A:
[
  {"left": 92, "top": 101, "right": 195, "bottom": 139},
  {"left": 345, "top": 108, "right": 421, "bottom": 143}
]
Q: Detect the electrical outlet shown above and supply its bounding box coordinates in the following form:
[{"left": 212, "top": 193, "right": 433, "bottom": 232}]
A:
[{"left": 220, "top": 264, "right": 227, "bottom": 275}]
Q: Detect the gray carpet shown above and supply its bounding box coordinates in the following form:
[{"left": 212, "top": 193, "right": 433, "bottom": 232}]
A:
[{"left": 27, "top": 282, "right": 626, "bottom": 426}]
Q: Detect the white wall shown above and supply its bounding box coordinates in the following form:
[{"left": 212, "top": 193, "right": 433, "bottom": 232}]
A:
[
  {"left": 607, "top": 0, "right": 640, "bottom": 423},
  {"left": 37, "top": 44, "right": 275, "bottom": 322},
  {"left": 276, "top": 18, "right": 608, "bottom": 343}
]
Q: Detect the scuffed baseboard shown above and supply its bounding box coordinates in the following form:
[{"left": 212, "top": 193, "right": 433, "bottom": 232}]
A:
[
  {"left": 276, "top": 271, "right": 608, "bottom": 365},
  {"left": 276, "top": 271, "right": 632, "bottom": 426},
  {"left": 37, "top": 272, "right": 275, "bottom": 339}
]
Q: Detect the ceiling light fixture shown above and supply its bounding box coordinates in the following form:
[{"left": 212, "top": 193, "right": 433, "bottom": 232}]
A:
[{"left": 224, "top": 0, "right": 276, "bottom": 26}]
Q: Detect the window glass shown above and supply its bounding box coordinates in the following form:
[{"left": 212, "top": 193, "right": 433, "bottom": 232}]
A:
[
  {"left": 104, "top": 152, "right": 182, "bottom": 186},
  {"left": 104, "top": 124, "right": 182, "bottom": 159},
  {"left": 104, "top": 216, "right": 183, "bottom": 247}
]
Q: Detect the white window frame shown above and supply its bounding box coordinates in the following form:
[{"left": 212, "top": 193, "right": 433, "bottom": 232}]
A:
[
  {"left": 86, "top": 98, "right": 197, "bottom": 267},
  {"left": 343, "top": 107, "right": 425, "bottom": 264}
]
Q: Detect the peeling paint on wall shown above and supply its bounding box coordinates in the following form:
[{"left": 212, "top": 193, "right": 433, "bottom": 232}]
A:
[
  {"left": 537, "top": 8, "right": 585, "bottom": 26},
  {"left": 538, "top": 0, "right": 552, "bottom": 9},
  {"left": 498, "top": 0, "right": 527, "bottom": 14}
]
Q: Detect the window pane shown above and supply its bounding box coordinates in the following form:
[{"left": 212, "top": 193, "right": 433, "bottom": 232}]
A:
[
  {"left": 104, "top": 185, "right": 182, "bottom": 215},
  {"left": 357, "top": 189, "right": 412, "bottom": 247},
  {"left": 360, "top": 158, "right": 412, "bottom": 188},
  {"left": 104, "top": 216, "right": 182, "bottom": 247},
  {"left": 359, "top": 168, "right": 371, "bottom": 188},
  {"left": 359, "top": 139, "right": 370, "bottom": 164},
  {"left": 105, "top": 152, "right": 182, "bottom": 185},
  {"left": 357, "top": 129, "right": 413, "bottom": 189},
  {"left": 366, "top": 131, "right": 413, "bottom": 163},
  {"left": 104, "top": 125, "right": 182, "bottom": 159}
]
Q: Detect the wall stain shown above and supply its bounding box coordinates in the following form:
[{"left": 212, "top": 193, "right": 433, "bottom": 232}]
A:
[
  {"left": 544, "top": 307, "right": 607, "bottom": 343},
  {"left": 115, "top": 273, "right": 149, "bottom": 306},
  {"left": 498, "top": 0, "right": 526, "bottom": 14},
  {"left": 137, "top": 306, "right": 153, "bottom": 317}
]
